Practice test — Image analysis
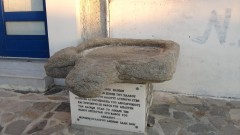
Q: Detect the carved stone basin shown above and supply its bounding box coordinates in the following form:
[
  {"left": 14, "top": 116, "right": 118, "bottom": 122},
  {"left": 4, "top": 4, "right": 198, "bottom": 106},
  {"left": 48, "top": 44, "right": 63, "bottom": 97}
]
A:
[{"left": 45, "top": 38, "right": 180, "bottom": 98}]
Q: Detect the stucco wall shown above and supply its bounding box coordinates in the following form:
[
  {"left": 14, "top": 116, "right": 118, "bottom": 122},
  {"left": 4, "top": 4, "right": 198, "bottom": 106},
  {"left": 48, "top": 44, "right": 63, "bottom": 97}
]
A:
[
  {"left": 80, "top": 0, "right": 107, "bottom": 41},
  {"left": 109, "top": 0, "right": 240, "bottom": 98},
  {"left": 46, "top": 0, "right": 81, "bottom": 56},
  {"left": 46, "top": 0, "right": 107, "bottom": 56}
]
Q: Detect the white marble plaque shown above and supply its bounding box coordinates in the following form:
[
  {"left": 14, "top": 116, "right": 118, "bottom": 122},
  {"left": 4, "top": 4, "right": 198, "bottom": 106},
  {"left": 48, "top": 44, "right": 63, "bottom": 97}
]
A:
[{"left": 70, "top": 83, "right": 147, "bottom": 133}]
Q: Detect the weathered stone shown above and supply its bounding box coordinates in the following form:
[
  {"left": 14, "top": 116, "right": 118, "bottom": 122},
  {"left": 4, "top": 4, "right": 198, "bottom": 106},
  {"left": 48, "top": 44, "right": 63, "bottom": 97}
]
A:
[
  {"left": 19, "top": 93, "right": 47, "bottom": 100},
  {"left": 175, "top": 104, "right": 195, "bottom": 112},
  {"left": 192, "top": 111, "right": 206, "bottom": 119},
  {"left": 55, "top": 102, "right": 70, "bottom": 112},
  {"left": 208, "top": 116, "right": 228, "bottom": 129},
  {"left": 219, "top": 124, "right": 240, "bottom": 135},
  {"left": 209, "top": 107, "right": 227, "bottom": 117},
  {"left": 229, "top": 109, "right": 240, "bottom": 121},
  {"left": 22, "top": 109, "right": 42, "bottom": 120},
  {"left": 207, "top": 132, "right": 217, "bottom": 135},
  {"left": 44, "top": 112, "right": 54, "bottom": 119},
  {"left": 54, "top": 112, "right": 71, "bottom": 124},
  {"left": 27, "top": 120, "right": 47, "bottom": 134},
  {"left": 32, "top": 124, "right": 65, "bottom": 135},
  {"left": 70, "top": 124, "right": 145, "bottom": 135},
  {"left": 32, "top": 102, "right": 58, "bottom": 112},
  {"left": 66, "top": 58, "right": 119, "bottom": 98},
  {"left": 152, "top": 92, "right": 177, "bottom": 105},
  {"left": 187, "top": 123, "right": 216, "bottom": 135},
  {"left": 177, "top": 96, "right": 202, "bottom": 105},
  {"left": 159, "top": 119, "right": 184, "bottom": 135},
  {"left": 229, "top": 101, "right": 240, "bottom": 108},
  {"left": 177, "top": 129, "right": 196, "bottom": 135},
  {"left": 147, "top": 123, "right": 165, "bottom": 135},
  {"left": 1, "top": 113, "right": 15, "bottom": 125},
  {"left": 45, "top": 38, "right": 180, "bottom": 98},
  {"left": 2, "top": 100, "right": 32, "bottom": 114},
  {"left": 151, "top": 104, "right": 170, "bottom": 116},
  {"left": 173, "top": 111, "right": 191, "bottom": 120},
  {"left": 48, "top": 96, "right": 68, "bottom": 101},
  {"left": 147, "top": 115, "right": 155, "bottom": 127},
  {"left": 0, "top": 90, "right": 16, "bottom": 97},
  {"left": 5, "top": 120, "right": 31, "bottom": 135},
  {"left": 205, "top": 98, "right": 228, "bottom": 107},
  {"left": 193, "top": 103, "right": 210, "bottom": 112},
  {"left": 44, "top": 47, "right": 77, "bottom": 78},
  {"left": 0, "top": 125, "right": 3, "bottom": 132},
  {"left": 44, "top": 86, "right": 65, "bottom": 95},
  {"left": 48, "top": 120, "right": 58, "bottom": 127}
]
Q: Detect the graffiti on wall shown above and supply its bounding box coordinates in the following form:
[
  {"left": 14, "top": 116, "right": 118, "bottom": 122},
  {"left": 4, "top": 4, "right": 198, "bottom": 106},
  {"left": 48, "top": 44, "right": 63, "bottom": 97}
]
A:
[{"left": 192, "top": 8, "right": 231, "bottom": 44}]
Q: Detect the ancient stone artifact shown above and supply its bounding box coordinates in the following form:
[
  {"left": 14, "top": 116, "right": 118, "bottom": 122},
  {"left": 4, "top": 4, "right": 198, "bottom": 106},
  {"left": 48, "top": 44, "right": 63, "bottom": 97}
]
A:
[{"left": 45, "top": 38, "right": 180, "bottom": 98}]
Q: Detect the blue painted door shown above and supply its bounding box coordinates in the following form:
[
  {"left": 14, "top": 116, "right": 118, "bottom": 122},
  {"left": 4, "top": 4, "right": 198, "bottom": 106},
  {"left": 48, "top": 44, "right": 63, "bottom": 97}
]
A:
[{"left": 0, "top": 0, "right": 49, "bottom": 58}]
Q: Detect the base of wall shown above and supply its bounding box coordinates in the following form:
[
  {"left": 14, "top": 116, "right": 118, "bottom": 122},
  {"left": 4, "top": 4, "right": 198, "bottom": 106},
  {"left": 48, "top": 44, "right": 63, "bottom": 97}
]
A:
[{"left": 0, "top": 59, "right": 53, "bottom": 92}]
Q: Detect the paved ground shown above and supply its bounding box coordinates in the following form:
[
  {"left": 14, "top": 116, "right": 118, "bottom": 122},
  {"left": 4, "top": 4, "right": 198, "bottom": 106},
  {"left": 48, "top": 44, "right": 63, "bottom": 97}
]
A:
[{"left": 0, "top": 86, "right": 240, "bottom": 135}]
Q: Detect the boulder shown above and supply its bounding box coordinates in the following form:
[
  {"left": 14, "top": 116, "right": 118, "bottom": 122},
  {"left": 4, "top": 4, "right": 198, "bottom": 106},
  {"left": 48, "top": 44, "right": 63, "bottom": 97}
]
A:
[{"left": 45, "top": 38, "right": 180, "bottom": 98}]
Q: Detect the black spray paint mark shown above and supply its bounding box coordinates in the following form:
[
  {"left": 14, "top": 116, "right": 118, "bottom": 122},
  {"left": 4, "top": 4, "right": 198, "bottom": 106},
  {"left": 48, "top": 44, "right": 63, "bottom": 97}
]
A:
[{"left": 192, "top": 8, "right": 231, "bottom": 44}]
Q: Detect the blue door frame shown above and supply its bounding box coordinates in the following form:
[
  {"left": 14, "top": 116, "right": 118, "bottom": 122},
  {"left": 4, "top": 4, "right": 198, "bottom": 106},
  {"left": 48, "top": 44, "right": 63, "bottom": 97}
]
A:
[{"left": 0, "top": 0, "right": 49, "bottom": 58}]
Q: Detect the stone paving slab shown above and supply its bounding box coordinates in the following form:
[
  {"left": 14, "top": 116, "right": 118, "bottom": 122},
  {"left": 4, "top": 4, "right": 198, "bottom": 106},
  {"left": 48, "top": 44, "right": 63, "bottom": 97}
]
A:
[{"left": 0, "top": 87, "right": 240, "bottom": 135}]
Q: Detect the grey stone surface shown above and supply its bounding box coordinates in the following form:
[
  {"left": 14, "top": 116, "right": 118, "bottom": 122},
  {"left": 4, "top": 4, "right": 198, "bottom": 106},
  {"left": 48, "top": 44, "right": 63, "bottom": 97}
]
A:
[
  {"left": 1, "top": 88, "right": 240, "bottom": 135},
  {"left": 152, "top": 92, "right": 177, "bottom": 105},
  {"left": 44, "top": 112, "right": 54, "bottom": 119},
  {"left": 147, "top": 115, "right": 156, "bottom": 127},
  {"left": 5, "top": 120, "right": 31, "bottom": 135},
  {"left": 204, "top": 98, "right": 228, "bottom": 107},
  {"left": 229, "top": 109, "right": 240, "bottom": 121},
  {"left": 229, "top": 101, "right": 240, "bottom": 108},
  {"left": 0, "top": 125, "right": 3, "bottom": 132},
  {"left": 70, "top": 124, "right": 144, "bottom": 135},
  {"left": 193, "top": 103, "right": 210, "bottom": 112},
  {"left": 0, "top": 90, "right": 16, "bottom": 97},
  {"left": 175, "top": 104, "right": 195, "bottom": 112},
  {"left": 177, "top": 129, "right": 196, "bottom": 135},
  {"left": 219, "top": 124, "right": 240, "bottom": 135},
  {"left": 32, "top": 102, "right": 58, "bottom": 112},
  {"left": 147, "top": 123, "right": 165, "bottom": 135},
  {"left": 44, "top": 86, "right": 65, "bottom": 95},
  {"left": 158, "top": 119, "right": 184, "bottom": 135},
  {"left": 55, "top": 102, "right": 70, "bottom": 112},
  {"left": 151, "top": 104, "right": 170, "bottom": 116},
  {"left": 192, "top": 111, "right": 206, "bottom": 120},
  {"left": 187, "top": 123, "right": 216, "bottom": 135},
  {"left": 53, "top": 112, "right": 71, "bottom": 124},
  {"left": 1, "top": 113, "right": 15, "bottom": 125},
  {"left": 208, "top": 116, "right": 228, "bottom": 129},
  {"left": 177, "top": 96, "right": 202, "bottom": 105},
  {"left": 44, "top": 47, "right": 77, "bottom": 78},
  {"left": 27, "top": 120, "right": 47, "bottom": 134},
  {"left": 209, "top": 107, "right": 228, "bottom": 117},
  {"left": 173, "top": 111, "right": 191, "bottom": 120},
  {"left": 32, "top": 124, "right": 65, "bottom": 135},
  {"left": 45, "top": 38, "right": 180, "bottom": 98}
]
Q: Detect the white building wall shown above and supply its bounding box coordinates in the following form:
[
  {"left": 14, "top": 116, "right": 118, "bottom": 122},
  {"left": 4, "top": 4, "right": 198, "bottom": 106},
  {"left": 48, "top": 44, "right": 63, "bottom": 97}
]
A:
[
  {"left": 109, "top": 0, "right": 240, "bottom": 98},
  {"left": 46, "top": 0, "right": 82, "bottom": 56}
]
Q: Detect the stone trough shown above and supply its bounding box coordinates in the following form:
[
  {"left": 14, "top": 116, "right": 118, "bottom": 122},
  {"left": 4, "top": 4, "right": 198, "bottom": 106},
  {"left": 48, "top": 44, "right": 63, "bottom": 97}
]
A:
[
  {"left": 45, "top": 38, "right": 180, "bottom": 134},
  {"left": 45, "top": 38, "right": 180, "bottom": 98}
]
